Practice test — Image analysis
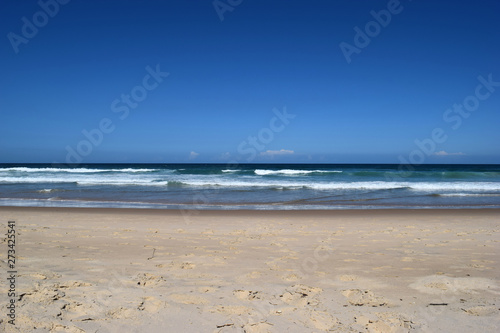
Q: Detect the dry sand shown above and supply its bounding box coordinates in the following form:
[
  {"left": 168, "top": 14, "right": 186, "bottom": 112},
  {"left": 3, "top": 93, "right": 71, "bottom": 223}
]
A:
[{"left": 0, "top": 207, "right": 499, "bottom": 332}]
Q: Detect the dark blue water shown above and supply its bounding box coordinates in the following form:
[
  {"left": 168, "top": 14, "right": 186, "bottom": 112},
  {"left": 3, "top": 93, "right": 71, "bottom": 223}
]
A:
[{"left": 0, "top": 164, "right": 499, "bottom": 209}]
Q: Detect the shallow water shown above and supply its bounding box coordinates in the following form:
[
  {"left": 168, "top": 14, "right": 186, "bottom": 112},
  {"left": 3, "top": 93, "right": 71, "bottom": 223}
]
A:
[{"left": 1, "top": 163, "right": 499, "bottom": 209}]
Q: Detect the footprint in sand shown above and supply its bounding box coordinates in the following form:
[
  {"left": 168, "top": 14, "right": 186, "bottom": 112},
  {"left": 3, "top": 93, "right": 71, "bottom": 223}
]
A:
[
  {"left": 210, "top": 305, "right": 253, "bottom": 316},
  {"left": 265, "top": 259, "right": 281, "bottom": 270},
  {"left": 170, "top": 261, "right": 196, "bottom": 269},
  {"left": 20, "top": 284, "right": 66, "bottom": 306},
  {"left": 338, "top": 274, "right": 358, "bottom": 282},
  {"left": 135, "top": 273, "right": 166, "bottom": 287},
  {"left": 106, "top": 306, "right": 137, "bottom": 319},
  {"left": 409, "top": 275, "right": 500, "bottom": 294},
  {"left": 281, "top": 273, "right": 302, "bottom": 282},
  {"left": 307, "top": 310, "right": 339, "bottom": 330},
  {"left": 247, "top": 271, "right": 262, "bottom": 279},
  {"left": 137, "top": 296, "right": 168, "bottom": 312},
  {"left": 60, "top": 301, "right": 102, "bottom": 321},
  {"left": 241, "top": 321, "right": 274, "bottom": 333},
  {"left": 57, "top": 281, "right": 93, "bottom": 288},
  {"left": 23, "top": 272, "right": 62, "bottom": 280},
  {"left": 279, "top": 285, "right": 322, "bottom": 308},
  {"left": 461, "top": 305, "right": 499, "bottom": 316},
  {"left": 233, "top": 290, "right": 263, "bottom": 301},
  {"left": 341, "top": 289, "right": 389, "bottom": 307},
  {"left": 356, "top": 312, "right": 416, "bottom": 332},
  {"left": 51, "top": 324, "right": 86, "bottom": 333}
]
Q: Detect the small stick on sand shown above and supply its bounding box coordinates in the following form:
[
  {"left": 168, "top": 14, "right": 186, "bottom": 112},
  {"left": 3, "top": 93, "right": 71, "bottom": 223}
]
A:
[{"left": 147, "top": 248, "right": 156, "bottom": 260}]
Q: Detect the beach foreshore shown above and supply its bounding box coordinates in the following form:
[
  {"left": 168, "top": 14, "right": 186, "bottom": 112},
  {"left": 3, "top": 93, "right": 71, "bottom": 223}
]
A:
[{"left": 1, "top": 207, "right": 499, "bottom": 332}]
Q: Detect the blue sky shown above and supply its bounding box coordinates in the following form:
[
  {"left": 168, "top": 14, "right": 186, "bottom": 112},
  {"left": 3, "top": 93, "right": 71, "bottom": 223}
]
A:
[{"left": 1, "top": 0, "right": 499, "bottom": 164}]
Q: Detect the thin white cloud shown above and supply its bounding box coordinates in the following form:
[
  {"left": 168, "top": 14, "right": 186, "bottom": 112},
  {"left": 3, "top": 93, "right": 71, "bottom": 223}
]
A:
[
  {"left": 433, "top": 151, "right": 465, "bottom": 156},
  {"left": 189, "top": 151, "right": 199, "bottom": 159},
  {"left": 260, "top": 149, "right": 294, "bottom": 156}
]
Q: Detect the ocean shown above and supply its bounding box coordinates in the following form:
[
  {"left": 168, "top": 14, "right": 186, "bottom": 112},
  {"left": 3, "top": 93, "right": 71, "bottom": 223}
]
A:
[{"left": 0, "top": 163, "right": 499, "bottom": 210}]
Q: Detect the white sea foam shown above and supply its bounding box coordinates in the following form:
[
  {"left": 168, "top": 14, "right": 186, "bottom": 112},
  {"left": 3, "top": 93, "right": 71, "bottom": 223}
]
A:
[
  {"left": 76, "top": 180, "right": 170, "bottom": 186},
  {"left": 254, "top": 169, "right": 342, "bottom": 175},
  {"left": 0, "top": 198, "right": 178, "bottom": 209},
  {"left": 37, "top": 189, "right": 55, "bottom": 193},
  {"left": 0, "top": 167, "right": 158, "bottom": 173},
  {"left": 437, "top": 193, "right": 500, "bottom": 197},
  {"left": 110, "top": 168, "right": 158, "bottom": 173},
  {"left": 1, "top": 169, "right": 499, "bottom": 193},
  {"left": 0, "top": 173, "right": 162, "bottom": 185},
  {"left": 169, "top": 180, "right": 500, "bottom": 192},
  {"left": 408, "top": 182, "right": 500, "bottom": 192},
  {"left": 0, "top": 177, "right": 75, "bottom": 183}
]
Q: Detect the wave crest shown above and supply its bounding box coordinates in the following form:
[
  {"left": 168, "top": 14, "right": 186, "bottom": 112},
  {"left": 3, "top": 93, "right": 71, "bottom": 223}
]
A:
[{"left": 254, "top": 169, "right": 342, "bottom": 176}]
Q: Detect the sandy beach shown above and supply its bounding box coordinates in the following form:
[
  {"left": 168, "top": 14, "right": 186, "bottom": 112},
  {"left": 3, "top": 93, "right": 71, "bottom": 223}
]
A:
[{"left": 1, "top": 207, "right": 499, "bottom": 332}]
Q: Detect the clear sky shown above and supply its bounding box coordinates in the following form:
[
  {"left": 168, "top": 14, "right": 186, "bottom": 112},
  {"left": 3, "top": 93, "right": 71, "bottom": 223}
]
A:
[{"left": 1, "top": 0, "right": 499, "bottom": 164}]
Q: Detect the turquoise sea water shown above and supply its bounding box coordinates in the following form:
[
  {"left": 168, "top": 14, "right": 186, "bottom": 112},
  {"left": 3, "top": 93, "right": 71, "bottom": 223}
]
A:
[{"left": 0, "top": 164, "right": 499, "bottom": 209}]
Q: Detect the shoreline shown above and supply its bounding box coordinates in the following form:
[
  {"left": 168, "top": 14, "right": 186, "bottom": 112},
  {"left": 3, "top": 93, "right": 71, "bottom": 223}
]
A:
[{"left": 2, "top": 205, "right": 500, "bottom": 215}]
